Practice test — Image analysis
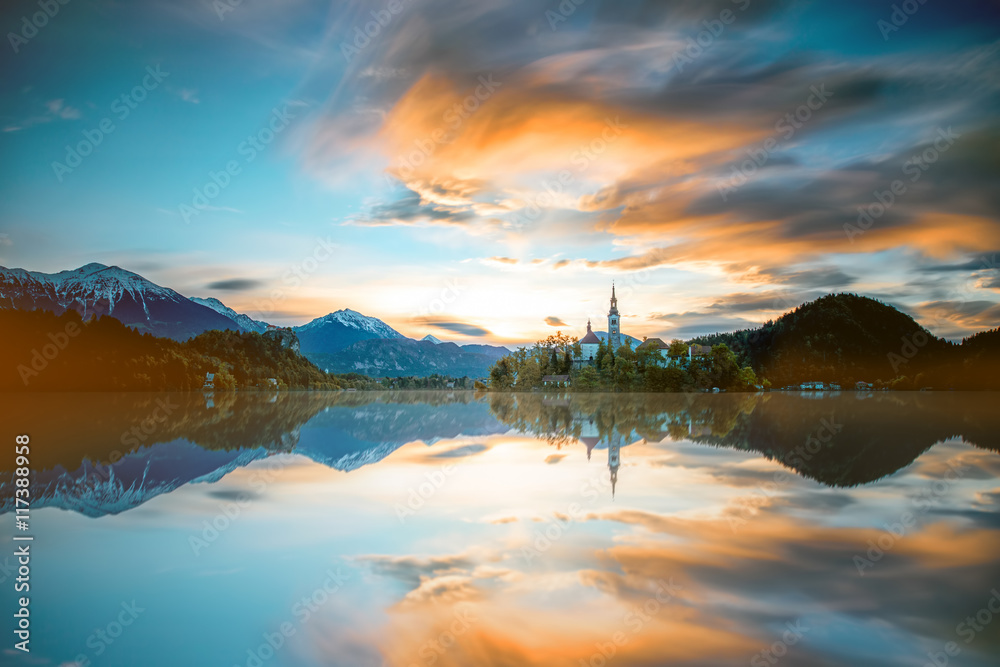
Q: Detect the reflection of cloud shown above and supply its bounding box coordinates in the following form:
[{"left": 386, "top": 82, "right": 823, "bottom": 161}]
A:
[
  {"left": 428, "top": 444, "right": 488, "bottom": 458},
  {"left": 544, "top": 454, "right": 565, "bottom": 464},
  {"left": 205, "top": 488, "right": 261, "bottom": 502},
  {"left": 354, "top": 553, "right": 477, "bottom": 587},
  {"left": 402, "top": 574, "right": 481, "bottom": 605}
]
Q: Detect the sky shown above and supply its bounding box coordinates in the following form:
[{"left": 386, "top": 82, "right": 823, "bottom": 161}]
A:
[{"left": 1, "top": 0, "right": 999, "bottom": 345}]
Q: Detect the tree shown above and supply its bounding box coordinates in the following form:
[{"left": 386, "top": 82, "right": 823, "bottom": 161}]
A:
[
  {"left": 489, "top": 357, "right": 515, "bottom": 390},
  {"left": 574, "top": 365, "right": 601, "bottom": 390},
  {"left": 669, "top": 339, "right": 688, "bottom": 356}
]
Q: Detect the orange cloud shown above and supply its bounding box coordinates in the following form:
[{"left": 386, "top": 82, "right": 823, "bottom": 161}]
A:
[{"left": 376, "top": 71, "right": 764, "bottom": 220}]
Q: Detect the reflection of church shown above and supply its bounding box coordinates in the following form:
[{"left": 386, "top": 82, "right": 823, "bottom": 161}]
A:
[{"left": 577, "top": 414, "right": 623, "bottom": 498}]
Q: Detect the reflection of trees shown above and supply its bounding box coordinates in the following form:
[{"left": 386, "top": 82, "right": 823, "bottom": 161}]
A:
[
  {"left": 0, "top": 390, "right": 485, "bottom": 475},
  {"left": 488, "top": 393, "right": 764, "bottom": 449},
  {"left": 488, "top": 391, "right": 1000, "bottom": 487},
  {"left": 8, "top": 390, "right": 998, "bottom": 487}
]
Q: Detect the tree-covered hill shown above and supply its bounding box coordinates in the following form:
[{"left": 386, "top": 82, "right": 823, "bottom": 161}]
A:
[
  {"left": 692, "top": 293, "right": 998, "bottom": 388},
  {"left": 2, "top": 308, "right": 338, "bottom": 391}
]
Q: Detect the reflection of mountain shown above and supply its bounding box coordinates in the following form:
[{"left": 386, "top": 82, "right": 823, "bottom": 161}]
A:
[
  {"left": 0, "top": 392, "right": 507, "bottom": 516},
  {"left": 297, "top": 400, "right": 507, "bottom": 472},
  {"left": 489, "top": 392, "right": 1000, "bottom": 487},
  {"left": 6, "top": 391, "right": 999, "bottom": 516},
  {"left": 18, "top": 442, "right": 273, "bottom": 517}
]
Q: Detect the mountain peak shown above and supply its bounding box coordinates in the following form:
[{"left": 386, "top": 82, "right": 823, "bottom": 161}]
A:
[
  {"left": 74, "top": 262, "right": 110, "bottom": 273},
  {"left": 0, "top": 262, "right": 242, "bottom": 340},
  {"left": 299, "top": 309, "right": 402, "bottom": 336},
  {"left": 422, "top": 334, "right": 445, "bottom": 344}
]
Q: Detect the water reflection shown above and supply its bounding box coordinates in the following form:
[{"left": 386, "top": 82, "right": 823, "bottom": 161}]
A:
[
  {"left": 4, "top": 391, "right": 996, "bottom": 515},
  {"left": 0, "top": 391, "right": 998, "bottom": 667}
]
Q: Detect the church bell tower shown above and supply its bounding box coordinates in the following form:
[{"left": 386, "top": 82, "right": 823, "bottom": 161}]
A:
[{"left": 608, "top": 283, "right": 621, "bottom": 350}]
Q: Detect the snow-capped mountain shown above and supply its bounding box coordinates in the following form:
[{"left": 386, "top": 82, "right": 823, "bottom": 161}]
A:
[
  {"left": 295, "top": 308, "right": 405, "bottom": 354},
  {"left": 0, "top": 263, "right": 245, "bottom": 340},
  {"left": 297, "top": 308, "right": 402, "bottom": 337},
  {"left": 191, "top": 296, "right": 270, "bottom": 333},
  {"left": 422, "top": 334, "right": 445, "bottom": 344}
]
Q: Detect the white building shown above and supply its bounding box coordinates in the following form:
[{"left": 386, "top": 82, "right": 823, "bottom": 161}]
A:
[
  {"left": 576, "top": 285, "right": 625, "bottom": 365},
  {"left": 579, "top": 320, "right": 601, "bottom": 362}
]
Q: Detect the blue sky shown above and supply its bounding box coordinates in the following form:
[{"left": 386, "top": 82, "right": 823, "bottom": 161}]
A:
[{"left": 1, "top": 0, "right": 998, "bottom": 344}]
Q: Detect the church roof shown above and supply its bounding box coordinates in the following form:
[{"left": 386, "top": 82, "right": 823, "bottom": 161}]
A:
[
  {"left": 579, "top": 320, "right": 601, "bottom": 344},
  {"left": 637, "top": 337, "right": 669, "bottom": 350}
]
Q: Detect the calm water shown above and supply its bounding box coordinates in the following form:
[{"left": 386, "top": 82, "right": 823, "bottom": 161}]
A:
[{"left": 1, "top": 391, "right": 999, "bottom": 667}]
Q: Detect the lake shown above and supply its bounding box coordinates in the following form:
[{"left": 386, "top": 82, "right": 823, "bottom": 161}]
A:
[{"left": 1, "top": 391, "right": 998, "bottom": 667}]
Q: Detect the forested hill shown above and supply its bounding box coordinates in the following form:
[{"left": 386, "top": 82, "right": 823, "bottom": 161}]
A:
[
  {"left": 692, "top": 293, "right": 999, "bottom": 389},
  {"left": 2, "top": 308, "right": 338, "bottom": 391}
]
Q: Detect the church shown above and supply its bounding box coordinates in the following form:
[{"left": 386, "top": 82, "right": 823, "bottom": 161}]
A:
[
  {"left": 575, "top": 285, "right": 712, "bottom": 367},
  {"left": 576, "top": 285, "right": 623, "bottom": 365}
]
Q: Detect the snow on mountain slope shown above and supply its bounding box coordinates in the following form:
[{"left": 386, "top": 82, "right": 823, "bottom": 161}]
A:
[
  {"left": 191, "top": 296, "right": 270, "bottom": 333},
  {"left": 0, "top": 262, "right": 248, "bottom": 340},
  {"left": 295, "top": 308, "right": 405, "bottom": 354},
  {"left": 297, "top": 308, "right": 403, "bottom": 337},
  {"left": 422, "top": 334, "right": 445, "bottom": 344}
]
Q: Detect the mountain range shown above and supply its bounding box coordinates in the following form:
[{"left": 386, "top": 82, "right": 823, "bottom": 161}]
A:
[
  {"left": 0, "top": 263, "right": 242, "bottom": 341},
  {"left": 0, "top": 263, "right": 509, "bottom": 378}
]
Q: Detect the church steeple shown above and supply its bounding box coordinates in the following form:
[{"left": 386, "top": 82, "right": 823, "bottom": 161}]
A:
[{"left": 607, "top": 283, "right": 621, "bottom": 350}]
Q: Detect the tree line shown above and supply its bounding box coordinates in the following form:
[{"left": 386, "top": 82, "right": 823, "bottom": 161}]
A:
[{"left": 488, "top": 332, "right": 760, "bottom": 392}]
